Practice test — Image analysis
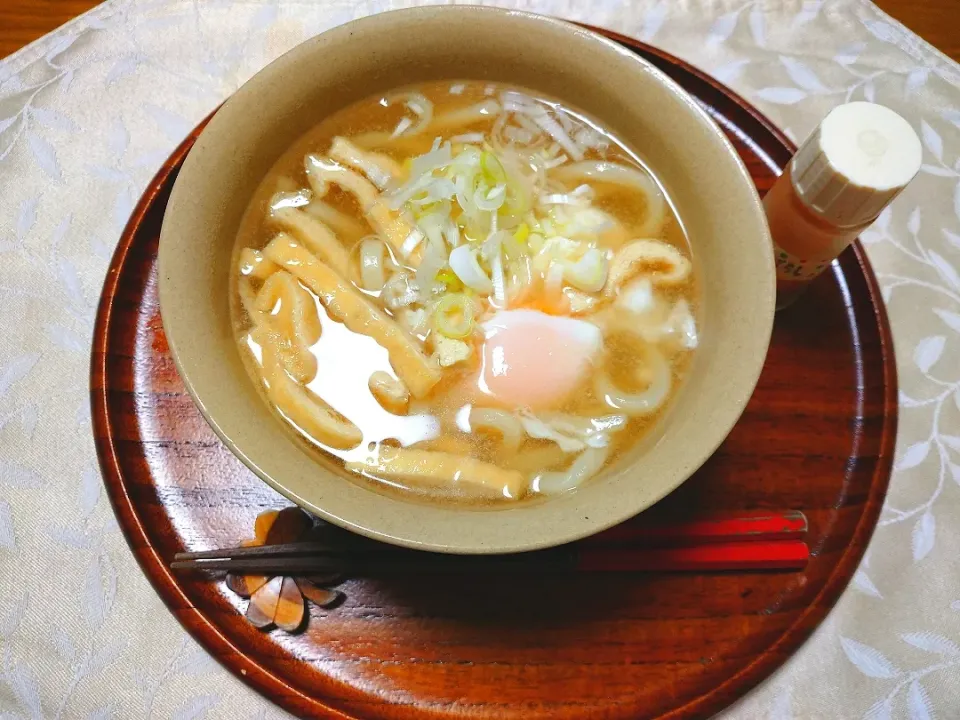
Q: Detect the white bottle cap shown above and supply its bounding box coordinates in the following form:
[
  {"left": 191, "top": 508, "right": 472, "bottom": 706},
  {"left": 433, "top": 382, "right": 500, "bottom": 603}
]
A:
[{"left": 790, "top": 102, "right": 922, "bottom": 227}]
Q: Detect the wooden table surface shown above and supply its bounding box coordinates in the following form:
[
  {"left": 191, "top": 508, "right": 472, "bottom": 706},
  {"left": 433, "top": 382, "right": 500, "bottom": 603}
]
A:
[{"left": 0, "top": 0, "right": 958, "bottom": 62}]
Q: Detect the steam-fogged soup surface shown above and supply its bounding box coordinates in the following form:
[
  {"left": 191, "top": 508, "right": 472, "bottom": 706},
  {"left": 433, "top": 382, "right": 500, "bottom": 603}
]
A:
[{"left": 232, "top": 81, "right": 698, "bottom": 503}]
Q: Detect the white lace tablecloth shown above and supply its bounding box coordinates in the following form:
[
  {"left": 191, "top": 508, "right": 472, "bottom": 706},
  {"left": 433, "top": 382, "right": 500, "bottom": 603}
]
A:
[{"left": 2, "top": 1, "right": 959, "bottom": 717}]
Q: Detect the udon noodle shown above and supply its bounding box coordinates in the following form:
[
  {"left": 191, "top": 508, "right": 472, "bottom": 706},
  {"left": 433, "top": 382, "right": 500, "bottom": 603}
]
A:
[{"left": 232, "top": 81, "right": 698, "bottom": 503}]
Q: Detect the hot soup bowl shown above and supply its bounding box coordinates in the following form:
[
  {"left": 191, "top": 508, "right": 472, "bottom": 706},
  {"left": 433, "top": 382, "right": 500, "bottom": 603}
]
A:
[{"left": 158, "top": 6, "right": 775, "bottom": 554}]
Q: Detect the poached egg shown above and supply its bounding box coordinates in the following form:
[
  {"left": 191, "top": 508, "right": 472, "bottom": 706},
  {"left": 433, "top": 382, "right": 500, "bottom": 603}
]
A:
[{"left": 477, "top": 309, "right": 603, "bottom": 409}]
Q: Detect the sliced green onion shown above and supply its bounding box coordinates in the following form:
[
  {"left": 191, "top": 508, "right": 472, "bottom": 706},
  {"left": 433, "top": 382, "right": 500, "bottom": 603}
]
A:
[
  {"left": 436, "top": 268, "right": 463, "bottom": 291},
  {"left": 490, "top": 252, "right": 506, "bottom": 307},
  {"left": 564, "top": 248, "right": 608, "bottom": 293},
  {"left": 416, "top": 238, "right": 448, "bottom": 295},
  {"left": 481, "top": 151, "right": 507, "bottom": 184},
  {"left": 500, "top": 232, "right": 524, "bottom": 260},
  {"left": 432, "top": 293, "right": 476, "bottom": 338},
  {"left": 530, "top": 111, "right": 585, "bottom": 161},
  {"left": 449, "top": 244, "right": 493, "bottom": 294},
  {"left": 474, "top": 183, "right": 507, "bottom": 211},
  {"left": 513, "top": 222, "right": 530, "bottom": 245}
]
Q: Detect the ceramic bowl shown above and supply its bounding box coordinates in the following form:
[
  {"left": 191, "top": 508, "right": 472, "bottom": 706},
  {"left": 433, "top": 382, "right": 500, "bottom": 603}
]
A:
[{"left": 158, "top": 6, "right": 775, "bottom": 553}]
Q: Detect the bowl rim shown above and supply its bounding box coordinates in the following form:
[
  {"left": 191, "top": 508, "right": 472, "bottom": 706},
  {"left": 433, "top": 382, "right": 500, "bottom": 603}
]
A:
[{"left": 158, "top": 5, "right": 775, "bottom": 554}]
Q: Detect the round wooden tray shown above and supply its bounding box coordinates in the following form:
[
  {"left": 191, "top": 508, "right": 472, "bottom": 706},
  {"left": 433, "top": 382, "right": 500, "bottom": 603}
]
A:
[{"left": 91, "top": 31, "right": 896, "bottom": 720}]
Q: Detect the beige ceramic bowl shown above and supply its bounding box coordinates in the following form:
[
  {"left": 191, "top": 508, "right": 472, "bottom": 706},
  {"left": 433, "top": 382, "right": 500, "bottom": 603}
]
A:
[{"left": 159, "top": 6, "right": 775, "bottom": 554}]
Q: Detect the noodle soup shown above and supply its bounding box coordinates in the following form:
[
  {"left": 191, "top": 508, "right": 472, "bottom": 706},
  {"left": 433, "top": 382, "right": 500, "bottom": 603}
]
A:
[{"left": 232, "top": 80, "right": 698, "bottom": 503}]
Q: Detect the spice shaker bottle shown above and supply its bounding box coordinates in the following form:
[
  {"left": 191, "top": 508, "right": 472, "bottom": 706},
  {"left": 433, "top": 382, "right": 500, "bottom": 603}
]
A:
[{"left": 764, "top": 102, "right": 922, "bottom": 309}]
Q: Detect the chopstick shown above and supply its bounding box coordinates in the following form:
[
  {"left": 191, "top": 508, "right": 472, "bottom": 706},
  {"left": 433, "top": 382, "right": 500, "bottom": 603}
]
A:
[
  {"left": 588, "top": 511, "right": 808, "bottom": 545},
  {"left": 172, "top": 541, "right": 809, "bottom": 574},
  {"left": 171, "top": 512, "right": 809, "bottom": 575}
]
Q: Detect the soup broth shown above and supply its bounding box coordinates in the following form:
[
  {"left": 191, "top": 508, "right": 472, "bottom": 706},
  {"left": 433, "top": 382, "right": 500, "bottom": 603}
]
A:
[{"left": 232, "top": 80, "right": 698, "bottom": 503}]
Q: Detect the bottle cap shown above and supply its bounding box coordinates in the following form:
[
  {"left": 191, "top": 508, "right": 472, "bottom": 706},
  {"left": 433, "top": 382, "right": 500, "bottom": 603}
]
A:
[{"left": 790, "top": 102, "right": 922, "bottom": 227}]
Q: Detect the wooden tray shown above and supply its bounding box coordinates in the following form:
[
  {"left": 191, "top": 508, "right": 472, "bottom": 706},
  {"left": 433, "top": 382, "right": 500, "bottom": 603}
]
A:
[{"left": 91, "top": 31, "right": 896, "bottom": 720}]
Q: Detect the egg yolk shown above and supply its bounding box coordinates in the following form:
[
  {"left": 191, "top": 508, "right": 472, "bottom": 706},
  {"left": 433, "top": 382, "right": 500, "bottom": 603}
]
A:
[{"left": 477, "top": 309, "right": 603, "bottom": 410}]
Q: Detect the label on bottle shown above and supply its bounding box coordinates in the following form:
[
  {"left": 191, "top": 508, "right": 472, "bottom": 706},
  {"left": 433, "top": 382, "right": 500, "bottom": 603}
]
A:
[{"left": 773, "top": 244, "right": 829, "bottom": 282}]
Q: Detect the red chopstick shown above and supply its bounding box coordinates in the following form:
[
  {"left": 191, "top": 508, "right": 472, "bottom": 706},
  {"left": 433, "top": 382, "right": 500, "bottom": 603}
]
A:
[
  {"left": 172, "top": 511, "right": 810, "bottom": 574},
  {"left": 577, "top": 540, "right": 810, "bottom": 572},
  {"left": 589, "top": 511, "right": 808, "bottom": 546}
]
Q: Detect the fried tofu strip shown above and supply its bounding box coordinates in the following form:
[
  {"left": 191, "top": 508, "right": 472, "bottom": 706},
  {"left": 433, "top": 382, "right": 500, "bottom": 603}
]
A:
[
  {"left": 329, "top": 136, "right": 404, "bottom": 190},
  {"left": 270, "top": 211, "right": 351, "bottom": 277},
  {"left": 350, "top": 100, "right": 500, "bottom": 152},
  {"left": 238, "top": 276, "right": 261, "bottom": 320},
  {"left": 263, "top": 237, "right": 441, "bottom": 398},
  {"left": 254, "top": 326, "right": 362, "bottom": 450},
  {"left": 410, "top": 435, "right": 474, "bottom": 455},
  {"left": 368, "top": 371, "right": 410, "bottom": 414},
  {"left": 239, "top": 248, "right": 281, "bottom": 280},
  {"left": 606, "top": 239, "right": 691, "bottom": 295},
  {"left": 256, "top": 270, "right": 321, "bottom": 384},
  {"left": 429, "top": 100, "right": 501, "bottom": 133},
  {"left": 346, "top": 449, "right": 526, "bottom": 499},
  {"left": 304, "top": 154, "right": 415, "bottom": 254},
  {"left": 303, "top": 200, "right": 369, "bottom": 246}
]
